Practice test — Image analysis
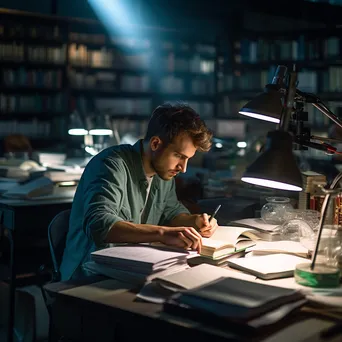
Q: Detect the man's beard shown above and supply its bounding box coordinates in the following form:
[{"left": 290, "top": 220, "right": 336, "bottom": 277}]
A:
[{"left": 150, "top": 155, "right": 172, "bottom": 181}]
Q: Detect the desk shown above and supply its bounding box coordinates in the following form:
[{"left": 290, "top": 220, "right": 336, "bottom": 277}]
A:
[
  {"left": 45, "top": 276, "right": 340, "bottom": 342},
  {"left": 0, "top": 197, "right": 73, "bottom": 342}
]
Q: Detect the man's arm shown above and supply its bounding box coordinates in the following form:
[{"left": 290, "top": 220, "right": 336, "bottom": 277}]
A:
[
  {"left": 82, "top": 157, "right": 201, "bottom": 251},
  {"left": 169, "top": 213, "right": 199, "bottom": 229},
  {"left": 105, "top": 220, "right": 202, "bottom": 252}
]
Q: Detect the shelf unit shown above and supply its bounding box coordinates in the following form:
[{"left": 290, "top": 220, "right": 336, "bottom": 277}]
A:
[
  {"left": 0, "top": 8, "right": 218, "bottom": 150},
  {"left": 217, "top": 27, "right": 342, "bottom": 131}
]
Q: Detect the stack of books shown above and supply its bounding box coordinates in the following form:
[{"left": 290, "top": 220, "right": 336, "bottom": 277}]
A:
[
  {"left": 83, "top": 244, "right": 190, "bottom": 285},
  {"left": 188, "top": 221, "right": 280, "bottom": 267},
  {"left": 298, "top": 171, "right": 326, "bottom": 210}
]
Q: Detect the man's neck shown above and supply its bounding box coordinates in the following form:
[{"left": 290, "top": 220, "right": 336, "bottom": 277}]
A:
[{"left": 141, "top": 141, "right": 156, "bottom": 178}]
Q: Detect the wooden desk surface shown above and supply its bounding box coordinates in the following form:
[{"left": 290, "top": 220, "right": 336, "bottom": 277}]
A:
[{"left": 45, "top": 276, "right": 339, "bottom": 342}]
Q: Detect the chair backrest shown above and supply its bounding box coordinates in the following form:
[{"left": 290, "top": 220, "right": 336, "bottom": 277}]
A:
[{"left": 48, "top": 209, "right": 71, "bottom": 282}]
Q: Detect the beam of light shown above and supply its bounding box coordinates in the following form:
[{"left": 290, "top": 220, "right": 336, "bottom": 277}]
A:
[{"left": 88, "top": 0, "right": 144, "bottom": 38}]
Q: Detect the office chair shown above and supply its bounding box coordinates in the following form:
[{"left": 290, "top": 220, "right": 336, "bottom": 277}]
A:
[
  {"left": 41, "top": 209, "right": 71, "bottom": 342},
  {"left": 47, "top": 209, "right": 71, "bottom": 283}
]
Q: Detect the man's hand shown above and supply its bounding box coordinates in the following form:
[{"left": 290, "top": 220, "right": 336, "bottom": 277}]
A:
[
  {"left": 159, "top": 226, "right": 202, "bottom": 253},
  {"left": 195, "top": 213, "right": 218, "bottom": 238}
]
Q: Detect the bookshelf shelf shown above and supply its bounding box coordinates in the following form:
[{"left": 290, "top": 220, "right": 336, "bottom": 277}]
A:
[
  {"left": 0, "top": 36, "right": 65, "bottom": 47},
  {"left": 0, "top": 112, "right": 65, "bottom": 119},
  {"left": 0, "top": 8, "right": 219, "bottom": 150},
  {"left": 0, "top": 60, "right": 65, "bottom": 69},
  {"left": 69, "top": 65, "right": 149, "bottom": 75},
  {"left": 0, "top": 87, "right": 63, "bottom": 94},
  {"left": 70, "top": 88, "right": 153, "bottom": 98}
]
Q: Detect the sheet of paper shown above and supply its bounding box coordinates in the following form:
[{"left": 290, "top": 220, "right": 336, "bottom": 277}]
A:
[
  {"left": 91, "top": 245, "right": 189, "bottom": 265},
  {"left": 210, "top": 226, "right": 254, "bottom": 243}
]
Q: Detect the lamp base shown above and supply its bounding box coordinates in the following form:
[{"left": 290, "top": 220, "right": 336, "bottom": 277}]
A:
[{"left": 295, "top": 263, "right": 341, "bottom": 288}]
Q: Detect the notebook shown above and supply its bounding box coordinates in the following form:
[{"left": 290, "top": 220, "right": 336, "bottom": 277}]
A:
[{"left": 227, "top": 254, "right": 308, "bottom": 280}]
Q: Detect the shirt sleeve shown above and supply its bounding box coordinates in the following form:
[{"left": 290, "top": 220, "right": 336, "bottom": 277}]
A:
[
  {"left": 158, "top": 178, "right": 190, "bottom": 226},
  {"left": 82, "top": 156, "right": 127, "bottom": 247}
]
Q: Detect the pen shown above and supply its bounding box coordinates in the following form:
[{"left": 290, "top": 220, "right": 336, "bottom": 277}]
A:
[{"left": 209, "top": 204, "right": 221, "bottom": 223}]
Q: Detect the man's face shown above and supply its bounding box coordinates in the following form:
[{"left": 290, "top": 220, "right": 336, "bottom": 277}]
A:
[{"left": 151, "top": 133, "right": 197, "bottom": 181}]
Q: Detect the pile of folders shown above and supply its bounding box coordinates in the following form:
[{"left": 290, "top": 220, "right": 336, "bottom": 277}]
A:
[{"left": 163, "top": 277, "right": 307, "bottom": 334}]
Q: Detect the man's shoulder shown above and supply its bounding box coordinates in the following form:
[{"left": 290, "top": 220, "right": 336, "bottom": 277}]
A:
[{"left": 92, "top": 144, "right": 137, "bottom": 165}]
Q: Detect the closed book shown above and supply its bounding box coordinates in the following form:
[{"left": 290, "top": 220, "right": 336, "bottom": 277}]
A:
[
  {"left": 188, "top": 250, "right": 245, "bottom": 267},
  {"left": 227, "top": 254, "right": 308, "bottom": 280}
]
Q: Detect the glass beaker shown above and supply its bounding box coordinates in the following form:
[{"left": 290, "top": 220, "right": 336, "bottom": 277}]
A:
[{"left": 261, "top": 197, "right": 293, "bottom": 225}]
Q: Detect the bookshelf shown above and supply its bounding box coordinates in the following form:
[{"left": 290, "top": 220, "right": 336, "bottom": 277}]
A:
[
  {"left": 0, "top": 8, "right": 218, "bottom": 151},
  {"left": 218, "top": 28, "right": 342, "bottom": 136}
]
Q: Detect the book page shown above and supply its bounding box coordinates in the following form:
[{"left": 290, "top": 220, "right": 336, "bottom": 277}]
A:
[
  {"left": 153, "top": 264, "right": 255, "bottom": 290},
  {"left": 232, "top": 218, "right": 279, "bottom": 232},
  {"left": 210, "top": 226, "right": 253, "bottom": 244}
]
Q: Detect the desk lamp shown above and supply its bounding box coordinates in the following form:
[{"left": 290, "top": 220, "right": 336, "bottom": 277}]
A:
[
  {"left": 68, "top": 110, "right": 88, "bottom": 136},
  {"left": 239, "top": 65, "right": 342, "bottom": 287}
]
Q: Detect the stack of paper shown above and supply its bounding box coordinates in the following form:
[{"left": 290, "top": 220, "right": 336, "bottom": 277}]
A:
[{"left": 84, "top": 244, "right": 190, "bottom": 285}]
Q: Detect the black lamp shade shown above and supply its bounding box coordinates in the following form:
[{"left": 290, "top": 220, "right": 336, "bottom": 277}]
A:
[
  {"left": 239, "top": 89, "right": 283, "bottom": 124},
  {"left": 241, "top": 131, "right": 303, "bottom": 191},
  {"left": 68, "top": 111, "right": 88, "bottom": 136},
  {"left": 89, "top": 114, "right": 113, "bottom": 136}
]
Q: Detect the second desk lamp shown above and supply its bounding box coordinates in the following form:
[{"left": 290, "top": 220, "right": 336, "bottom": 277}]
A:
[{"left": 239, "top": 65, "right": 342, "bottom": 287}]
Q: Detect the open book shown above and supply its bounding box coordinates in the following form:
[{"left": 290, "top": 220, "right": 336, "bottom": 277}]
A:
[
  {"left": 228, "top": 218, "right": 281, "bottom": 241},
  {"left": 200, "top": 226, "right": 259, "bottom": 259}
]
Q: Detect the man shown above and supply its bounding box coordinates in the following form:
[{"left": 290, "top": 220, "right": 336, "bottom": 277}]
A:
[{"left": 60, "top": 103, "right": 217, "bottom": 281}]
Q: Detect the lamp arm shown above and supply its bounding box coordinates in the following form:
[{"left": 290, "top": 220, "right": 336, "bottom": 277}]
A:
[
  {"left": 310, "top": 171, "right": 342, "bottom": 270},
  {"left": 279, "top": 67, "right": 297, "bottom": 132},
  {"left": 295, "top": 89, "right": 342, "bottom": 130},
  {"left": 312, "top": 102, "right": 342, "bottom": 131}
]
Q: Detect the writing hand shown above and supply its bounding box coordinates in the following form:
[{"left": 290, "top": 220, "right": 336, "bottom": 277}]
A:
[{"left": 195, "top": 213, "right": 218, "bottom": 238}]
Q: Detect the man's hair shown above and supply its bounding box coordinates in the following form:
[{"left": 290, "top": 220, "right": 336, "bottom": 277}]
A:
[{"left": 144, "top": 102, "right": 213, "bottom": 152}]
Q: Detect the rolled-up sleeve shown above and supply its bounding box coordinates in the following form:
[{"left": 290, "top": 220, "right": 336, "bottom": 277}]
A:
[
  {"left": 82, "top": 157, "right": 126, "bottom": 247},
  {"left": 158, "top": 179, "right": 190, "bottom": 225}
]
